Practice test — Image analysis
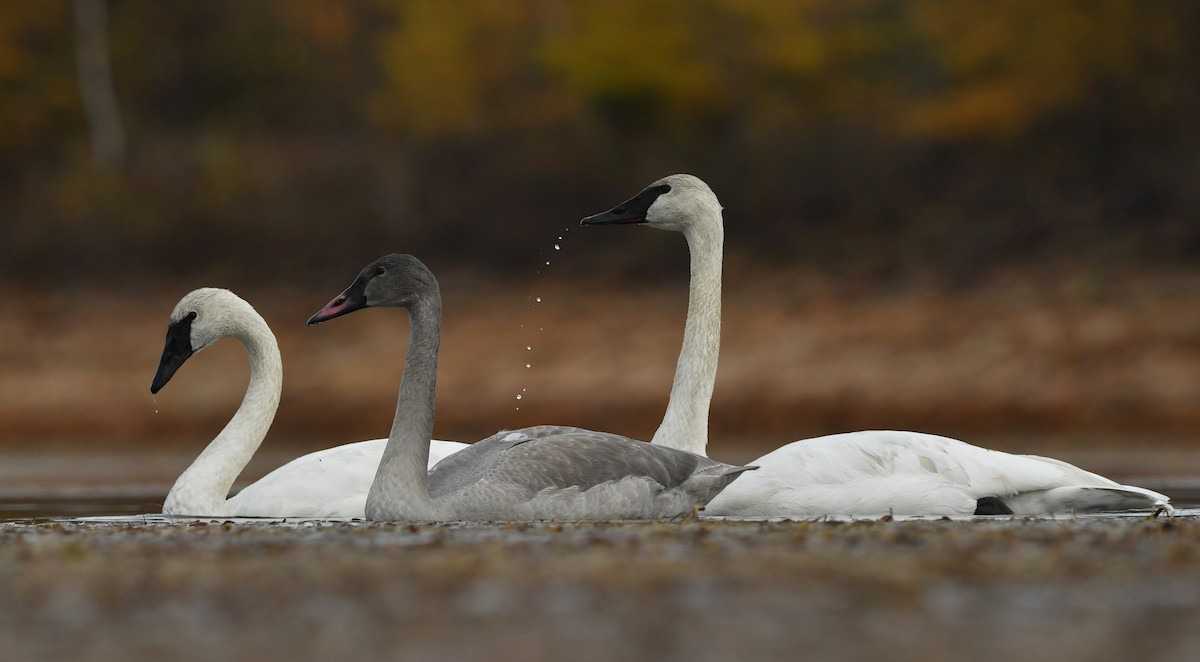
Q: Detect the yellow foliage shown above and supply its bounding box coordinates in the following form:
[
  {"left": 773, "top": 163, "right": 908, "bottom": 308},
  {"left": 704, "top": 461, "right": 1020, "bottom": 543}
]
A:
[
  {"left": 901, "top": 0, "right": 1145, "bottom": 138},
  {"left": 370, "top": 0, "right": 543, "bottom": 137},
  {"left": 0, "top": 0, "right": 1192, "bottom": 146},
  {"left": 539, "top": 0, "right": 728, "bottom": 118}
]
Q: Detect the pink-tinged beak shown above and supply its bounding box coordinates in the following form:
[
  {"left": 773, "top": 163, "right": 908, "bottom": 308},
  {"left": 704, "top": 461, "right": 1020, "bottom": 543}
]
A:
[{"left": 307, "top": 279, "right": 368, "bottom": 325}]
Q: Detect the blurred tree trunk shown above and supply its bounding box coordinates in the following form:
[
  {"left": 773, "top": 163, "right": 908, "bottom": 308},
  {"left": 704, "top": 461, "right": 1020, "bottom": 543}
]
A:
[{"left": 73, "top": 0, "right": 125, "bottom": 170}]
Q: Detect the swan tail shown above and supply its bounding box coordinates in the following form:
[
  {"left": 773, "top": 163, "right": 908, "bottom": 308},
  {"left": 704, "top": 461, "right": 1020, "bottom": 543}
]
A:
[
  {"left": 1005, "top": 485, "right": 1172, "bottom": 515},
  {"left": 689, "top": 463, "right": 757, "bottom": 506}
]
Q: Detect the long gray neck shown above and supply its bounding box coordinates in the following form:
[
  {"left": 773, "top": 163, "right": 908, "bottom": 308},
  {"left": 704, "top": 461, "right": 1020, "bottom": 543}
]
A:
[
  {"left": 365, "top": 297, "right": 444, "bottom": 520},
  {"left": 650, "top": 211, "right": 723, "bottom": 455},
  {"left": 163, "top": 313, "right": 281, "bottom": 515}
]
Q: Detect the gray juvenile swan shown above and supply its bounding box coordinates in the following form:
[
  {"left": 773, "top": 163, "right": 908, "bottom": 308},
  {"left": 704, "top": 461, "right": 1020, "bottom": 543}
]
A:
[
  {"left": 581, "top": 174, "right": 1171, "bottom": 517},
  {"left": 151, "top": 288, "right": 467, "bottom": 518},
  {"left": 306, "top": 253, "right": 753, "bottom": 522}
]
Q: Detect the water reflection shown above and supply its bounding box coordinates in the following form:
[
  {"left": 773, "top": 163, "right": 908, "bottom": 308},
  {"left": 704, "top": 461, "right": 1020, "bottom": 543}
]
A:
[
  {"left": 0, "top": 495, "right": 163, "bottom": 520},
  {"left": 3, "top": 490, "right": 1198, "bottom": 522}
]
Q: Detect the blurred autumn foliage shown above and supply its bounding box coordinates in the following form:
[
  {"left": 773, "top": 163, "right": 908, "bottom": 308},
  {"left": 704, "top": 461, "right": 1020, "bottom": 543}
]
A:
[
  {"left": 2, "top": 0, "right": 1199, "bottom": 285},
  {"left": 6, "top": 1, "right": 1200, "bottom": 462}
]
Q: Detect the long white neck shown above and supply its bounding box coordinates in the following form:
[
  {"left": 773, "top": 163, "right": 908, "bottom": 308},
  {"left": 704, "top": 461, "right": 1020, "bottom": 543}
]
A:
[
  {"left": 163, "top": 314, "right": 281, "bottom": 516},
  {"left": 365, "top": 298, "right": 444, "bottom": 521},
  {"left": 650, "top": 210, "right": 723, "bottom": 456}
]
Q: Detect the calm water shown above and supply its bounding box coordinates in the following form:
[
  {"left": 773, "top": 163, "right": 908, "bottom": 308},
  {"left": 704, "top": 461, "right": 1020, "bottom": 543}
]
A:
[
  {"left": 0, "top": 495, "right": 167, "bottom": 520},
  {"left": 2, "top": 448, "right": 1199, "bottom": 521},
  {"left": 2, "top": 487, "right": 1198, "bottom": 521}
]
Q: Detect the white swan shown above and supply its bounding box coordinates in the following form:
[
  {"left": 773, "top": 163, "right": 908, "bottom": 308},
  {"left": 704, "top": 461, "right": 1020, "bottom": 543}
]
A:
[
  {"left": 150, "top": 288, "right": 467, "bottom": 518},
  {"left": 581, "top": 174, "right": 1172, "bottom": 517},
  {"left": 306, "top": 253, "right": 753, "bottom": 521}
]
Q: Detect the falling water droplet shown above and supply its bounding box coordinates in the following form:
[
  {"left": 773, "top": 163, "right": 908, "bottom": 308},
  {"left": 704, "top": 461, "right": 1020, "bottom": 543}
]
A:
[
  {"left": 152, "top": 395, "right": 158, "bottom": 415},
  {"left": 525, "top": 363, "right": 531, "bottom": 369},
  {"left": 554, "top": 244, "right": 560, "bottom": 251},
  {"left": 516, "top": 394, "right": 523, "bottom": 400},
  {"left": 545, "top": 261, "right": 550, "bottom": 266},
  {"left": 526, "top": 345, "right": 532, "bottom": 351},
  {"left": 535, "top": 296, "right": 542, "bottom": 303}
]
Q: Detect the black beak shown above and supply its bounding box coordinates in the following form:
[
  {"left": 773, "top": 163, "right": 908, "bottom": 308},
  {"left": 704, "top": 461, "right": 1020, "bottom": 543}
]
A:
[
  {"left": 580, "top": 184, "right": 671, "bottom": 227},
  {"left": 150, "top": 316, "right": 196, "bottom": 394},
  {"left": 308, "top": 278, "right": 368, "bottom": 325}
]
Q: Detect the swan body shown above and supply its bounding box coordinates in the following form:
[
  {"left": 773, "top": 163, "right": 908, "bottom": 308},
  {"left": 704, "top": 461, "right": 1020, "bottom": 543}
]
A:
[
  {"left": 581, "top": 174, "right": 1171, "bottom": 516},
  {"left": 703, "top": 430, "right": 1170, "bottom": 517},
  {"left": 150, "top": 288, "right": 467, "bottom": 518},
  {"left": 307, "top": 254, "right": 753, "bottom": 522},
  {"left": 218, "top": 437, "right": 466, "bottom": 518}
]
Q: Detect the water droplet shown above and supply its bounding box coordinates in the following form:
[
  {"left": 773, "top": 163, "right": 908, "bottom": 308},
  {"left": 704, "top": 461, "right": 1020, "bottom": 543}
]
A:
[
  {"left": 554, "top": 244, "right": 560, "bottom": 251},
  {"left": 525, "top": 363, "right": 531, "bottom": 368},
  {"left": 526, "top": 345, "right": 532, "bottom": 351},
  {"left": 535, "top": 296, "right": 542, "bottom": 303},
  {"left": 522, "top": 388, "right": 527, "bottom": 392},
  {"left": 545, "top": 261, "right": 550, "bottom": 266},
  {"left": 516, "top": 394, "right": 523, "bottom": 400}
]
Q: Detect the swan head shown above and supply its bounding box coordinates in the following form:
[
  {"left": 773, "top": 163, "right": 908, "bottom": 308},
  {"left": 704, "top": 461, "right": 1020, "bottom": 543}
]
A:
[
  {"left": 151, "top": 288, "right": 255, "bottom": 394},
  {"left": 307, "top": 253, "right": 440, "bottom": 324},
  {"left": 580, "top": 174, "right": 721, "bottom": 233}
]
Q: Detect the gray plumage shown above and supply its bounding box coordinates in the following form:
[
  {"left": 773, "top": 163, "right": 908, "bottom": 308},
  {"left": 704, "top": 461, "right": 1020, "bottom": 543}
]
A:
[{"left": 309, "top": 254, "right": 753, "bottom": 522}]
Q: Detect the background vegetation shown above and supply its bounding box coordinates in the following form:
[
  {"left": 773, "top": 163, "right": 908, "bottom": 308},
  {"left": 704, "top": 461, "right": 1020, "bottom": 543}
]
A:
[
  {"left": 3, "top": 0, "right": 1198, "bottom": 285},
  {"left": 3, "top": 1, "right": 1200, "bottom": 466}
]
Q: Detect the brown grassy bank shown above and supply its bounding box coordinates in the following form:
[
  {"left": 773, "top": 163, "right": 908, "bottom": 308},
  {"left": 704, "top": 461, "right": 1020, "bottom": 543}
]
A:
[{"left": 3, "top": 267, "right": 1200, "bottom": 465}]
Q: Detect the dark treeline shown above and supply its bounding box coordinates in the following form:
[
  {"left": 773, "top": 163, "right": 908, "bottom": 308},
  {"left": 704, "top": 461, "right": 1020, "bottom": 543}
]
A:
[{"left": 3, "top": 0, "right": 1199, "bottom": 287}]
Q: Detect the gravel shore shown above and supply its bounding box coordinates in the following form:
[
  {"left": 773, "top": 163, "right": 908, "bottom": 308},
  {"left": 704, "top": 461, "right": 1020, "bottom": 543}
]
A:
[{"left": 2, "top": 515, "right": 1198, "bottom": 661}]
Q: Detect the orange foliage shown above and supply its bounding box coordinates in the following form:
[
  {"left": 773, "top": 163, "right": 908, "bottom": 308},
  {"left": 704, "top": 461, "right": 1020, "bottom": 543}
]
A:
[{"left": 1, "top": 0, "right": 1197, "bottom": 278}]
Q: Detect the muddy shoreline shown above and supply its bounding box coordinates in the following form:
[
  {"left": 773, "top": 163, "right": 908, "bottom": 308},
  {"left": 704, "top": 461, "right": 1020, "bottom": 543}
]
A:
[{"left": 2, "top": 517, "right": 1198, "bottom": 661}]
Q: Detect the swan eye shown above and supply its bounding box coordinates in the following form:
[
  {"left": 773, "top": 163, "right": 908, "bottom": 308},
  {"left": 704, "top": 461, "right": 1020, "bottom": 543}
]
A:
[
  {"left": 186, "top": 311, "right": 197, "bottom": 321},
  {"left": 374, "top": 266, "right": 386, "bottom": 276}
]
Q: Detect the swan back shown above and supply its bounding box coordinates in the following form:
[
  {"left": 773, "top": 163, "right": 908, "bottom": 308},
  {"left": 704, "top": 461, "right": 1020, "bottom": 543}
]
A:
[
  {"left": 704, "top": 430, "right": 1172, "bottom": 517},
  {"left": 426, "top": 427, "right": 751, "bottom": 520}
]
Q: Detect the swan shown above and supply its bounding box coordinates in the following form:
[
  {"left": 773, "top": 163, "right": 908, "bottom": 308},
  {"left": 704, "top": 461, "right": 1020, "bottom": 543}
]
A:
[
  {"left": 306, "top": 253, "right": 753, "bottom": 521},
  {"left": 580, "top": 174, "right": 1172, "bottom": 517},
  {"left": 150, "top": 288, "right": 468, "bottom": 518}
]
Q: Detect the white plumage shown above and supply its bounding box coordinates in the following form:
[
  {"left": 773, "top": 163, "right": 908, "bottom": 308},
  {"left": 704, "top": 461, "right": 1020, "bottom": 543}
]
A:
[
  {"left": 151, "top": 288, "right": 466, "bottom": 518},
  {"left": 582, "top": 175, "right": 1171, "bottom": 517},
  {"left": 705, "top": 430, "right": 1169, "bottom": 517},
  {"left": 218, "top": 437, "right": 465, "bottom": 518}
]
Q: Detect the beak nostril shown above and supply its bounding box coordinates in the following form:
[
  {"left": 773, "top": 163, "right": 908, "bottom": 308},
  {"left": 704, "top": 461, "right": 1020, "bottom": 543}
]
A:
[{"left": 334, "top": 296, "right": 346, "bottom": 306}]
